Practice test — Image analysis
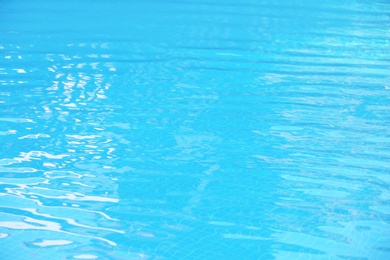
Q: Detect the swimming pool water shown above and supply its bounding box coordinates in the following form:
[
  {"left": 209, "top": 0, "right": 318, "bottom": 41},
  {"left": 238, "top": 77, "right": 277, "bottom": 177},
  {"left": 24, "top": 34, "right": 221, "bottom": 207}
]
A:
[{"left": 1, "top": 0, "right": 389, "bottom": 259}]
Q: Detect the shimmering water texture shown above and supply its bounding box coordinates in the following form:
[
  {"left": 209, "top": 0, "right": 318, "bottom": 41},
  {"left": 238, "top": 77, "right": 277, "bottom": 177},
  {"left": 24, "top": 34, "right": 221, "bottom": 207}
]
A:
[{"left": 1, "top": 0, "right": 390, "bottom": 259}]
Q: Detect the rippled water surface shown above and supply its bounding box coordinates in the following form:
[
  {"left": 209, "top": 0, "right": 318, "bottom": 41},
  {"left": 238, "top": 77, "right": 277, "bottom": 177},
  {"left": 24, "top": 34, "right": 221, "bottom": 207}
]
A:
[{"left": 1, "top": 0, "right": 390, "bottom": 259}]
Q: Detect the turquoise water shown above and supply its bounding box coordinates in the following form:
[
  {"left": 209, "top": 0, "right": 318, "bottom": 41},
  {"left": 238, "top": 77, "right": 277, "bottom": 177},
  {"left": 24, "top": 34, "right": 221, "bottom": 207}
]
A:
[{"left": 1, "top": 0, "right": 390, "bottom": 259}]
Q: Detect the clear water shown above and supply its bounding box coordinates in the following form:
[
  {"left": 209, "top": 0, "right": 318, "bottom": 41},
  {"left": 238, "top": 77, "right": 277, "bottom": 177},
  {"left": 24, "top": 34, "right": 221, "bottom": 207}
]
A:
[{"left": 1, "top": 0, "right": 389, "bottom": 259}]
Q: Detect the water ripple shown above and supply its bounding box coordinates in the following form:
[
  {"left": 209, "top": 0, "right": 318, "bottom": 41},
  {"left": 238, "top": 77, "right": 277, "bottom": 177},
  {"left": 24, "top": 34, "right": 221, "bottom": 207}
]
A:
[{"left": 0, "top": 0, "right": 389, "bottom": 259}]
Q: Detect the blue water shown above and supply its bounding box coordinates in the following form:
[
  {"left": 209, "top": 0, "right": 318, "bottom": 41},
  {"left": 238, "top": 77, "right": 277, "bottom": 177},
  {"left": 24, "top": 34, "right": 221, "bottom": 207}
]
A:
[{"left": 1, "top": 0, "right": 390, "bottom": 259}]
